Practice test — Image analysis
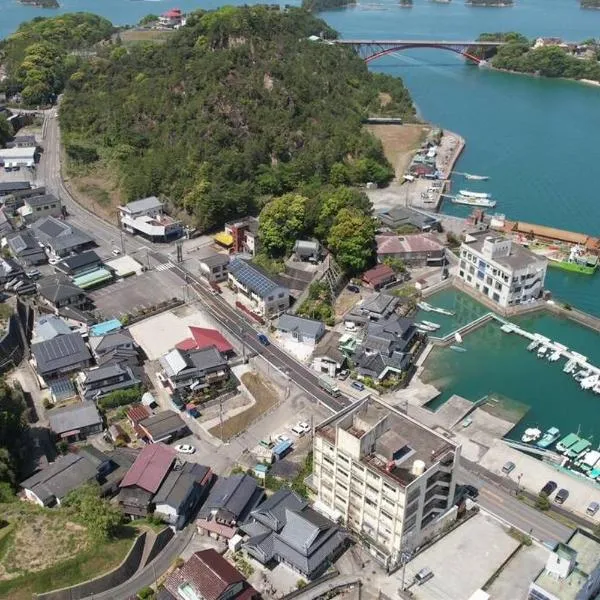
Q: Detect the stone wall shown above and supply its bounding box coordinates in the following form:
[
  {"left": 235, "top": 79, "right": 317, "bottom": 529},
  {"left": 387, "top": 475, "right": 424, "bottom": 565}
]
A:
[{"left": 143, "top": 527, "right": 174, "bottom": 567}]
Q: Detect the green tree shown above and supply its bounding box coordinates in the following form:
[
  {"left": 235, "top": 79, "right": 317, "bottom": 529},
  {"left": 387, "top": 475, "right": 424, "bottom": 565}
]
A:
[
  {"left": 327, "top": 208, "right": 376, "bottom": 274},
  {"left": 0, "top": 116, "right": 12, "bottom": 148},
  {"left": 0, "top": 381, "right": 28, "bottom": 486},
  {"left": 138, "top": 15, "right": 159, "bottom": 26},
  {"left": 259, "top": 193, "right": 308, "bottom": 257},
  {"left": 315, "top": 186, "right": 371, "bottom": 240},
  {"left": 535, "top": 493, "right": 551, "bottom": 511}
]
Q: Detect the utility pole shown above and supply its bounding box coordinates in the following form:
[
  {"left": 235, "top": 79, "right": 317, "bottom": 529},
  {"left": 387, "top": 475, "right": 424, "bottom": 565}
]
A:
[
  {"left": 219, "top": 396, "right": 224, "bottom": 442},
  {"left": 120, "top": 229, "right": 125, "bottom": 255},
  {"left": 240, "top": 326, "right": 246, "bottom": 363}
]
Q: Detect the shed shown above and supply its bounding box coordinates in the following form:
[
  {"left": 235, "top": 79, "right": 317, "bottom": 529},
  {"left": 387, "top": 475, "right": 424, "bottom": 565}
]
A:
[
  {"left": 253, "top": 464, "right": 268, "bottom": 480},
  {"left": 273, "top": 439, "right": 292, "bottom": 460},
  {"left": 141, "top": 392, "right": 157, "bottom": 408}
]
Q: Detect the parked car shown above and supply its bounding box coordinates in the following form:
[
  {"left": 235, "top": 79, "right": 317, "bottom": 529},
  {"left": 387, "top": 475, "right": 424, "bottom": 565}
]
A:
[
  {"left": 555, "top": 488, "right": 569, "bottom": 504},
  {"left": 337, "top": 370, "right": 350, "bottom": 381},
  {"left": 291, "top": 424, "right": 305, "bottom": 437},
  {"left": 48, "top": 256, "right": 60, "bottom": 265},
  {"left": 351, "top": 381, "right": 365, "bottom": 392},
  {"left": 586, "top": 501, "right": 599, "bottom": 516},
  {"left": 346, "top": 284, "right": 360, "bottom": 293},
  {"left": 344, "top": 321, "right": 357, "bottom": 332},
  {"left": 174, "top": 444, "right": 196, "bottom": 454},
  {"left": 298, "top": 421, "right": 310, "bottom": 433},
  {"left": 502, "top": 461, "right": 516, "bottom": 474},
  {"left": 414, "top": 568, "right": 434, "bottom": 585},
  {"left": 540, "top": 481, "right": 558, "bottom": 497},
  {"left": 112, "top": 247, "right": 121, "bottom": 256},
  {"left": 257, "top": 333, "right": 270, "bottom": 346},
  {"left": 26, "top": 269, "right": 41, "bottom": 279},
  {"left": 276, "top": 434, "right": 291, "bottom": 444},
  {"left": 463, "top": 484, "right": 479, "bottom": 500}
]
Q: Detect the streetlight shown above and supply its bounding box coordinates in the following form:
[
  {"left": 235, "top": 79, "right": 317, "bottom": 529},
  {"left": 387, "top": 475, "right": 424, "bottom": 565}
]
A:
[{"left": 517, "top": 472, "right": 523, "bottom": 495}]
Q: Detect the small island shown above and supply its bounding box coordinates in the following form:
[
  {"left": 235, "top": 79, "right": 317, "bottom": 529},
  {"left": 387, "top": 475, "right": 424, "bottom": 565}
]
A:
[
  {"left": 400, "top": 0, "right": 414, "bottom": 6},
  {"left": 302, "top": 0, "right": 355, "bottom": 11},
  {"left": 19, "top": 0, "right": 59, "bottom": 7},
  {"left": 467, "top": 0, "right": 513, "bottom": 6},
  {"left": 581, "top": 0, "right": 600, "bottom": 8}
]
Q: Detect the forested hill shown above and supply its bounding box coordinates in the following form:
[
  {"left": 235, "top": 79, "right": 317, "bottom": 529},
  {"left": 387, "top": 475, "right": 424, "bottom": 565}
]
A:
[
  {"left": 302, "top": 0, "right": 355, "bottom": 12},
  {"left": 60, "top": 6, "right": 415, "bottom": 232}
]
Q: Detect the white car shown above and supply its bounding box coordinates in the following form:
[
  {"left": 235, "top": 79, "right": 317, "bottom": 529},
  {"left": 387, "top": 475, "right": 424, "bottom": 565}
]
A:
[
  {"left": 112, "top": 247, "right": 121, "bottom": 256},
  {"left": 175, "top": 444, "right": 196, "bottom": 454},
  {"left": 298, "top": 422, "right": 310, "bottom": 434},
  {"left": 48, "top": 256, "right": 60, "bottom": 265},
  {"left": 276, "top": 434, "right": 291, "bottom": 444}
]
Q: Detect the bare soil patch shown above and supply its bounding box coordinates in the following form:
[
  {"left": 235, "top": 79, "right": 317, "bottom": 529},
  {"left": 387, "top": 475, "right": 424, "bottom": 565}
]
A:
[{"left": 118, "top": 29, "right": 174, "bottom": 45}]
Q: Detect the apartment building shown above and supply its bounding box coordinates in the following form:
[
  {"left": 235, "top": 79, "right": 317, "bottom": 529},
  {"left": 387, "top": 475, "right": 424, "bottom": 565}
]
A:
[
  {"left": 458, "top": 235, "right": 547, "bottom": 308},
  {"left": 313, "top": 398, "right": 459, "bottom": 570}
]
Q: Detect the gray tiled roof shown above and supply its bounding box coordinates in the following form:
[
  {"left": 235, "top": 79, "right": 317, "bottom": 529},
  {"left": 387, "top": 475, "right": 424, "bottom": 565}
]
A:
[
  {"left": 47, "top": 402, "right": 102, "bottom": 436},
  {"left": 89, "top": 330, "right": 134, "bottom": 354},
  {"left": 154, "top": 463, "right": 210, "bottom": 510},
  {"left": 198, "top": 474, "right": 260, "bottom": 522},
  {"left": 37, "top": 275, "right": 85, "bottom": 304},
  {"left": 200, "top": 253, "right": 230, "bottom": 268},
  {"left": 31, "top": 331, "right": 91, "bottom": 375},
  {"left": 25, "top": 194, "right": 59, "bottom": 208},
  {"left": 275, "top": 315, "right": 324, "bottom": 340},
  {"left": 0, "top": 181, "right": 30, "bottom": 194},
  {"left": 139, "top": 411, "right": 187, "bottom": 441},
  {"left": 31, "top": 216, "right": 93, "bottom": 252},
  {"left": 83, "top": 362, "right": 129, "bottom": 384},
  {"left": 250, "top": 489, "right": 307, "bottom": 532},
  {"left": 35, "top": 315, "right": 72, "bottom": 342},
  {"left": 122, "top": 196, "right": 162, "bottom": 213},
  {"left": 57, "top": 250, "right": 101, "bottom": 272},
  {"left": 6, "top": 230, "right": 45, "bottom": 259}
]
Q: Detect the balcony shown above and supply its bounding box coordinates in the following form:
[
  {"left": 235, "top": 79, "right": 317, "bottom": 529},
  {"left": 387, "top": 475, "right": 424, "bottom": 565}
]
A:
[
  {"left": 424, "top": 486, "right": 450, "bottom": 504},
  {"left": 422, "top": 498, "right": 447, "bottom": 520},
  {"left": 426, "top": 472, "right": 452, "bottom": 490}
]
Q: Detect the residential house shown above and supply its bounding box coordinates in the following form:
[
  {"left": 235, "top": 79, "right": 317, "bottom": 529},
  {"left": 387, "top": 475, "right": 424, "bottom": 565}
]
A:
[
  {"left": 0, "top": 207, "right": 13, "bottom": 237},
  {"left": 376, "top": 206, "right": 440, "bottom": 233},
  {"left": 55, "top": 251, "right": 103, "bottom": 277},
  {"left": 355, "top": 315, "right": 418, "bottom": 381},
  {"left": 33, "top": 315, "right": 73, "bottom": 343},
  {"left": 175, "top": 326, "right": 234, "bottom": 358},
  {"left": 0, "top": 181, "right": 30, "bottom": 197},
  {"left": 118, "top": 443, "right": 176, "bottom": 518},
  {"left": 47, "top": 402, "right": 103, "bottom": 442},
  {"left": 77, "top": 363, "right": 140, "bottom": 402},
  {"left": 20, "top": 446, "right": 113, "bottom": 507},
  {"left": 346, "top": 293, "right": 400, "bottom": 325},
  {"left": 197, "top": 474, "right": 264, "bottom": 539},
  {"left": 6, "top": 230, "right": 47, "bottom": 266},
  {"left": 118, "top": 196, "right": 182, "bottom": 242},
  {"left": 89, "top": 329, "right": 140, "bottom": 367},
  {"left": 18, "top": 193, "right": 62, "bottom": 223},
  {"left": 7, "top": 135, "right": 36, "bottom": 148},
  {"left": 2, "top": 186, "right": 46, "bottom": 215},
  {"left": 37, "top": 275, "right": 89, "bottom": 310},
  {"left": 242, "top": 489, "right": 346, "bottom": 579},
  {"left": 158, "top": 8, "right": 184, "bottom": 27},
  {"left": 163, "top": 549, "right": 259, "bottom": 600},
  {"left": 274, "top": 314, "right": 325, "bottom": 345},
  {"left": 376, "top": 233, "right": 445, "bottom": 267},
  {"left": 0, "top": 257, "right": 23, "bottom": 284},
  {"left": 223, "top": 216, "right": 259, "bottom": 255},
  {"left": 127, "top": 403, "right": 152, "bottom": 428},
  {"left": 199, "top": 253, "right": 230, "bottom": 283},
  {"left": 361, "top": 264, "right": 396, "bottom": 291},
  {"left": 31, "top": 331, "right": 92, "bottom": 379},
  {"left": 137, "top": 410, "right": 189, "bottom": 444},
  {"left": 154, "top": 463, "right": 213, "bottom": 529},
  {"left": 458, "top": 235, "right": 547, "bottom": 308},
  {"left": 293, "top": 240, "right": 321, "bottom": 262},
  {"left": 228, "top": 258, "right": 289, "bottom": 318},
  {"left": 313, "top": 398, "right": 460, "bottom": 570},
  {"left": 30, "top": 216, "right": 95, "bottom": 258},
  {"left": 159, "top": 346, "right": 229, "bottom": 393},
  {"left": 312, "top": 333, "right": 348, "bottom": 378}
]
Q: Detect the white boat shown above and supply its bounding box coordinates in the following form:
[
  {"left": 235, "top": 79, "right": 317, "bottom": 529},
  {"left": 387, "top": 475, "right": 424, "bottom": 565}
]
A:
[
  {"left": 421, "top": 320, "right": 441, "bottom": 330},
  {"left": 593, "top": 381, "right": 600, "bottom": 394},
  {"left": 564, "top": 359, "right": 578, "bottom": 374},
  {"left": 500, "top": 323, "right": 514, "bottom": 333},
  {"left": 428, "top": 305, "right": 455, "bottom": 316},
  {"left": 574, "top": 369, "right": 591, "bottom": 381},
  {"left": 581, "top": 374, "right": 599, "bottom": 390},
  {"left": 416, "top": 322, "right": 436, "bottom": 332},
  {"left": 527, "top": 339, "right": 540, "bottom": 351},
  {"left": 451, "top": 195, "right": 496, "bottom": 208},
  {"left": 521, "top": 427, "right": 542, "bottom": 443},
  {"left": 464, "top": 173, "right": 489, "bottom": 181},
  {"left": 417, "top": 301, "right": 432, "bottom": 312},
  {"left": 537, "top": 346, "right": 548, "bottom": 358},
  {"left": 450, "top": 345, "right": 467, "bottom": 353},
  {"left": 548, "top": 350, "right": 562, "bottom": 362},
  {"left": 454, "top": 332, "right": 463, "bottom": 344},
  {"left": 459, "top": 190, "right": 491, "bottom": 199}
]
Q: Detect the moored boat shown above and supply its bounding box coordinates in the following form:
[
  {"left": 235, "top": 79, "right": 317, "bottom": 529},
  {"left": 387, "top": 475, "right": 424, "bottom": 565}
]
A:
[
  {"left": 547, "top": 245, "right": 598, "bottom": 276},
  {"left": 567, "top": 438, "right": 591, "bottom": 459},
  {"left": 563, "top": 359, "right": 577, "bottom": 374},
  {"left": 450, "top": 345, "right": 467, "bottom": 353},
  {"left": 464, "top": 173, "right": 489, "bottom": 181},
  {"left": 416, "top": 322, "right": 436, "bottom": 332},
  {"left": 581, "top": 374, "right": 599, "bottom": 390},
  {"left": 536, "top": 427, "right": 560, "bottom": 449},
  {"left": 548, "top": 349, "right": 561, "bottom": 362},
  {"left": 537, "top": 346, "right": 548, "bottom": 358},
  {"left": 451, "top": 195, "right": 496, "bottom": 208},
  {"left": 417, "top": 301, "right": 432, "bottom": 311},
  {"left": 521, "top": 427, "right": 542, "bottom": 443},
  {"left": 556, "top": 432, "right": 580, "bottom": 454},
  {"left": 459, "top": 189, "right": 491, "bottom": 199},
  {"left": 421, "top": 320, "right": 441, "bottom": 330}
]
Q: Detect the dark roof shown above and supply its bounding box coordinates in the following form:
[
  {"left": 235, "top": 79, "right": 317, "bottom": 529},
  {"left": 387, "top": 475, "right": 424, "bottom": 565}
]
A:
[
  {"left": 47, "top": 402, "right": 102, "bottom": 436},
  {"left": 57, "top": 250, "right": 101, "bottom": 272},
  {"left": 31, "top": 331, "right": 91, "bottom": 375},
  {"left": 11, "top": 135, "right": 36, "bottom": 145},
  {"left": 198, "top": 474, "right": 260, "bottom": 522},
  {"left": 200, "top": 253, "right": 230, "bottom": 268},
  {"left": 275, "top": 314, "right": 324, "bottom": 339},
  {"left": 250, "top": 489, "right": 307, "bottom": 532},
  {"left": 37, "top": 275, "right": 85, "bottom": 304},
  {"left": 119, "top": 443, "right": 175, "bottom": 493},
  {"left": 362, "top": 264, "right": 395, "bottom": 287},
  {"left": 83, "top": 362, "right": 130, "bottom": 384},
  {"left": 229, "top": 257, "right": 286, "bottom": 298},
  {"left": 164, "top": 549, "right": 248, "bottom": 600},
  {"left": 139, "top": 410, "right": 187, "bottom": 441},
  {"left": 154, "top": 463, "right": 211, "bottom": 510},
  {"left": 0, "top": 181, "right": 30, "bottom": 194},
  {"left": 31, "top": 216, "right": 94, "bottom": 252},
  {"left": 6, "top": 230, "right": 45, "bottom": 258},
  {"left": 25, "top": 193, "right": 59, "bottom": 208}
]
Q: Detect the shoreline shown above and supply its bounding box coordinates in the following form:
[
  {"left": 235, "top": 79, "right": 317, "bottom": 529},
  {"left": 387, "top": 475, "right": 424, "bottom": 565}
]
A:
[{"left": 487, "top": 64, "right": 600, "bottom": 90}]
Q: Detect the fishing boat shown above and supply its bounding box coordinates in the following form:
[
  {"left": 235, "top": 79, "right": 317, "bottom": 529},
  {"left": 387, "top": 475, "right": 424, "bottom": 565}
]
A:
[
  {"left": 527, "top": 339, "right": 540, "bottom": 351},
  {"left": 537, "top": 346, "right": 548, "bottom": 358},
  {"left": 563, "top": 359, "right": 578, "bottom": 374},
  {"left": 464, "top": 173, "right": 489, "bottom": 181},
  {"left": 421, "top": 320, "right": 441, "bottom": 330},
  {"left": 576, "top": 450, "right": 600, "bottom": 472},
  {"left": 454, "top": 332, "right": 463, "bottom": 344},
  {"left": 500, "top": 323, "right": 514, "bottom": 333},
  {"left": 567, "top": 438, "right": 591, "bottom": 459},
  {"left": 428, "top": 305, "right": 455, "bottom": 316},
  {"left": 537, "top": 427, "right": 560, "bottom": 449},
  {"left": 521, "top": 427, "right": 542, "bottom": 443},
  {"left": 556, "top": 432, "right": 580, "bottom": 454},
  {"left": 415, "top": 322, "right": 437, "bottom": 332},
  {"left": 574, "top": 369, "right": 591, "bottom": 382},
  {"left": 417, "top": 301, "right": 432, "bottom": 311},
  {"left": 451, "top": 195, "right": 496, "bottom": 208},
  {"left": 450, "top": 345, "right": 467, "bottom": 353},
  {"left": 548, "top": 349, "right": 562, "bottom": 362},
  {"left": 593, "top": 381, "right": 600, "bottom": 394},
  {"left": 547, "top": 245, "right": 598, "bottom": 276},
  {"left": 459, "top": 190, "right": 491, "bottom": 199},
  {"left": 581, "top": 374, "right": 599, "bottom": 390}
]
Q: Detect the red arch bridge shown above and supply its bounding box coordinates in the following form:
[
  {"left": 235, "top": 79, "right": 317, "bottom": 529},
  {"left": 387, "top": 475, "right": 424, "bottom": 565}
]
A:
[{"left": 331, "top": 39, "right": 507, "bottom": 64}]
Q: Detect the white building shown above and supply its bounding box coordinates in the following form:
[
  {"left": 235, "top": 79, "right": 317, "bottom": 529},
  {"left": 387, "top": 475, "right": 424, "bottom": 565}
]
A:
[
  {"left": 0, "top": 146, "right": 36, "bottom": 168},
  {"left": 119, "top": 196, "right": 182, "bottom": 242},
  {"left": 458, "top": 235, "right": 547, "bottom": 308},
  {"left": 313, "top": 398, "right": 460, "bottom": 570}
]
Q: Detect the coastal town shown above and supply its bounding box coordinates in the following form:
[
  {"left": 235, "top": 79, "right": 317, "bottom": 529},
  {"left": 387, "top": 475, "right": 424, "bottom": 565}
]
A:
[{"left": 1, "top": 4, "right": 600, "bottom": 600}]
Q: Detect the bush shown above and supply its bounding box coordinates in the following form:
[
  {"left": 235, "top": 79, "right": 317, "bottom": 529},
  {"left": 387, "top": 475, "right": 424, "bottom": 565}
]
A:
[
  {"left": 137, "top": 586, "right": 156, "bottom": 600},
  {"left": 43, "top": 398, "right": 53, "bottom": 410},
  {"left": 172, "top": 557, "right": 185, "bottom": 570},
  {"left": 97, "top": 386, "right": 142, "bottom": 411},
  {"left": 535, "top": 493, "right": 551, "bottom": 511}
]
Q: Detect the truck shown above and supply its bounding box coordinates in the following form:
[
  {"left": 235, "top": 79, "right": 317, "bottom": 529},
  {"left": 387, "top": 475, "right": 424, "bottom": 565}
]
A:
[{"left": 318, "top": 376, "right": 341, "bottom": 397}]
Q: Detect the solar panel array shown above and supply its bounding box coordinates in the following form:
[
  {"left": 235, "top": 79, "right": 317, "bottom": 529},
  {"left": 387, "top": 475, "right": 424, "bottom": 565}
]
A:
[{"left": 229, "top": 258, "right": 279, "bottom": 298}]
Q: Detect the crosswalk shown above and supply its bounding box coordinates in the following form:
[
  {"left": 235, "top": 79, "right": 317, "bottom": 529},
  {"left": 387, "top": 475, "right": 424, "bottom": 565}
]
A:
[{"left": 155, "top": 261, "right": 175, "bottom": 272}]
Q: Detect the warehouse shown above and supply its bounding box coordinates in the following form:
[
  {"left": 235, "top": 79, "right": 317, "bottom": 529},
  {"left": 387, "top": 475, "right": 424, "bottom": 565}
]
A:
[{"left": 0, "top": 146, "right": 36, "bottom": 168}]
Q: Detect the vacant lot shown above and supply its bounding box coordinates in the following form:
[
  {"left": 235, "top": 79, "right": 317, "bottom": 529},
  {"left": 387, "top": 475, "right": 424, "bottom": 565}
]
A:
[{"left": 209, "top": 372, "right": 279, "bottom": 441}]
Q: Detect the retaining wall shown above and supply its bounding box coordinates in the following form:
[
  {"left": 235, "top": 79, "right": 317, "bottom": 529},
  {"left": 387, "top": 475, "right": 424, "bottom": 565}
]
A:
[{"left": 143, "top": 527, "right": 174, "bottom": 568}]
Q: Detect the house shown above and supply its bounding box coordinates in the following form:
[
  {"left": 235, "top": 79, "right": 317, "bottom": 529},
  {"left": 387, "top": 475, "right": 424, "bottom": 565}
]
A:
[
  {"left": 18, "top": 193, "right": 62, "bottom": 223},
  {"left": 31, "top": 331, "right": 92, "bottom": 379},
  {"left": 223, "top": 216, "right": 260, "bottom": 255},
  {"left": 199, "top": 254, "right": 230, "bottom": 283},
  {"left": 47, "top": 402, "right": 103, "bottom": 442},
  {"left": 361, "top": 264, "right": 396, "bottom": 291},
  {"left": 355, "top": 315, "right": 418, "bottom": 381},
  {"left": 0, "top": 207, "right": 13, "bottom": 237},
  {"left": 33, "top": 315, "right": 73, "bottom": 343},
  {"left": 119, "top": 196, "right": 183, "bottom": 242},
  {"left": 5, "top": 230, "right": 47, "bottom": 265},
  {"left": 0, "top": 181, "right": 31, "bottom": 197},
  {"left": 77, "top": 363, "right": 140, "bottom": 402},
  {"left": 349, "top": 292, "right": 400, "bottom": 323},
  {"left": 6, "top": 135, "right": 36, "bottom": 148},
  {"left": 1, "top": 186, "right": 46, "bottom": 215},
  {"left": 137, "top": 410, "right": 189, "bottom": 444},
  {"left": 30, "top": 216, "right": 94, "bottom": 257},
  {"left": 163, "top": 549, "right": 259, "bottom": 600},
  {"left": 89, "top": 329, "right": 140, "bottom": 367},
  {"left": 127, "top": 403, "right": 152, "bottom": 427},
  {"left": 228, "top": 257, "right": 289, "bottom": 318},
  {"left": 274, "top": 314, "right": 325, "bottom": 345},
  {"left": 175, "top": 326, "right": 234, "bottom": 358},
  {"left": 242, "top": 489, "right": 346, "bottom": 579},
  {"left": 158, "top": 8, "right": 184, "bottom": 27},
  {"left": 37, "top": 275, "right": 89, "bottom": 310},
  {"left": 0, "top": 146, "right": 36, "bottom": 168},
  {"left": 312, "top": 333, "right": 347, "bottom": 378},
  {"left": 376, "top": 233, "right": 446, "bottom": 266},
  {"left": 55, "top": 250, "right": 103, "bottom": 277},
  {"left": 197, "top": 474, "right": 264, "bottom": 539},
  {"left": 0, "top": 257, "right": 23, "bottom": 284},
  {"left": 376, "top": 206, "right": 440, "bottom": 232},
  {"left": 20, "top": 446, "right": 113, "bottom": 507},
  {"left": 458, "top": 235, "right": 547, "bottom": 308},
  {"left": 154, "top": 463, "right": 213, "bottom": 529},
  {"left": 159, "top": 346, "right": 229, "bottom": 393},
  {"left": 118, "top": 443, "right": 176, "bottom": 517},
  {"left": 293, "top": 240, "right": 321, "bottom": 262}
]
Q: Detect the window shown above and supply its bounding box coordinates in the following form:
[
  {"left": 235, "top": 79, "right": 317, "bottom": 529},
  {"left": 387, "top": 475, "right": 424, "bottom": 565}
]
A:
[
  {"left": 365, "top": 498, "right": 377, "bottom": 508},
  {"left": 267, "top": 295, "right": 274, "bottom": 301},
  {"left": 338, "top": 468, "right": 349, "bottom": 479},
  {"left": 366, "top": 484, "right": 378, "bottom": 495},
  {"left": 338, "top": 454, "right": 350, "bottom": 464},
  {"left": 459, "top": 270, "right": 464, "bottom": 278},
  {"left": 323, "top": 456, "right": 333, "bottom": 466},
  {"left": 493, "top": 293, "right": 500, "bottom": 302},
  {"left": 467, "top": 275, "right": 472, "bottom": 282},
  {"left": 486, "top": 276, "right": 492, "bottom": 285}
]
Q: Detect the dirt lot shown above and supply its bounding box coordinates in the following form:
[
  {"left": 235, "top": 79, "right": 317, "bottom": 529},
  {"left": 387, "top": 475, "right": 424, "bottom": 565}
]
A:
[
  {"left": 118, "top": 29, "right": 174, "bottom": 45},
  {"left": 366, "top": 123, "right": 430, "bottom": 179},
  {"left": 209, "top": 372, "right": 279, "bottom": 441}
]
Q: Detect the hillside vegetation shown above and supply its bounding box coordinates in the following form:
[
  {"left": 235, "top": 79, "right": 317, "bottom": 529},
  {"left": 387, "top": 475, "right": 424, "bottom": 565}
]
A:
[
  {"left": 302, "top": 0, "right": 355, "bottom": 12},
  {"left": 60, "top": 6, "right": 414, "bottom": 236}
]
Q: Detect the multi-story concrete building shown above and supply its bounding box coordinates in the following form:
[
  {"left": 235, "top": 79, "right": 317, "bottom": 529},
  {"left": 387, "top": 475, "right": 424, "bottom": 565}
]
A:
[
  {"left": 313, "top": 398, "right": 459, "bottom": 570},
  {"left": 458, "top": 235, "right": 547, "bottom": 308},
  {"left": 119, "top": 196, "right": 182, "bottom": 242}
]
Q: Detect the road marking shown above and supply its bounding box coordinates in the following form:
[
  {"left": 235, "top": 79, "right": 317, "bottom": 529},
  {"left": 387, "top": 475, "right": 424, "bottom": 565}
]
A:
[
  {"left": 155, "top": 262, "right": 175, "bottom": 272},
  {"left": 480, "top": 487, "right": 506, "bottom": 505}
]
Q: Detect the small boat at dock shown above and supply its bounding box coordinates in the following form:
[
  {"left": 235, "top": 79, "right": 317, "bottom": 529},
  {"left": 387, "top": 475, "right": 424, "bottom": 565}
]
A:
[
  {"left": 521, "top": 427, "right": 542, "bottom": 443},
  {"left": 537, "top": 427, "right": 560, "bottom": 449},
  {"left": 556, "top": 432, "right": 580, "bottom": 454},
  {"left": 581, "top": 374, "right": 599, "bottom": 390},
  {"left": 454, "top": 332, "right": 463, "bottom": 344},
  {"left": 463, "top": 173, "right": 489, "bottom": 181},
  {"left": 415, "top": 322, "right": 437, "bottom": 332},
  {"left": 417, "top": 301, "right": 432, "bottom": 312},
  {"left": 537, "top": 346, "right": 548, "bottom": 358},
  {"left": 459, "top": 190, "right": 491, "bottom": 199},
  {"left": 451, "top": 195, "right": 496, "bottom": 208},
  {"left": 574, "top": 369, "right": 591, "bottom": 382},
  {"left": 500, "top": 323, "right": 514, "bottom": 333},
  {"left": 527, "top": 339, "right": 540, "bottom": 351},
  {"left": 450, "top": 345, "right": 467, "bottom": 353},
  {"left": 548, "top": 349, "right": 562, "bottom": 362},
  {"left": 421, "top": 320, "right": 441, "bottom": 330},
  {"left": 564, "top": 359, "right": 578, "bottom": 374},
  {"left": 567, "top": 438, "right": 591, "bottom": 459},
  {"left": 428, "top": 305, "right": 455, "bottom": 316}
]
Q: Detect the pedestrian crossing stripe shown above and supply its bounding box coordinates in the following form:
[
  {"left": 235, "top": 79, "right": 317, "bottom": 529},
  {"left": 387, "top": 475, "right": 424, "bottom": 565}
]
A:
[{"left": 155, "top": 262, "right": 175, "bottom": 271}]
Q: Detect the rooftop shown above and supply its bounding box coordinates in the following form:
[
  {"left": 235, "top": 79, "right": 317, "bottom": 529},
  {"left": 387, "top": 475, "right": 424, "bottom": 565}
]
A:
[
  {"left": 275, "top": 314, "right": 324, "bottom": 339},
  {"left": 160, "top": 346, "right": 227, "bottom": 377},
  {"left": 47, "top": 402, "right": 102, "bottom": 436},
  {"left": 376, "top": 233, "right": 444, "bottom": 255},
  {"left": 463, "top": 234, "right": 546, "bottom": 271},
  {"left": 31, "top": 331, "right": 91, "bottom": 375},
  {"left": 0, "top": 181, "right": 30, "bottom": 193},
  {"left": 34, "top": 315, "right": 72, "bottom": 342},
  {"left": 31, "top": 216, "right": 93, "bottom": 252},
  {"left": 121, "top": 196, "right": 163, "bottom": 214},
  {"left": 154, "top": 463, "right": 211, "bottom": 509},
  {"left": 229, "top": 257, "right": 286, "bottom": 298},
  {"left": 175, "top": 326, "right": 233, "bottom": 354},
  {"left": 317, "top": 398, "right": 456, "bottom": 488},
  {"left": 139, "top": 410, "right": 187, "bottom": 441},
  {"left": 200, "top": 253, "right": 230, "bottom": 268},
  {"left": 37, "top": 275, "right": 86, "bottom": 304},
  {"left": 127, "top": 403, "right": 152, "bottom": 425},
  {"left": 119, "top": 443, "right": 175, "bottom": 494},
  {"left": 57, "top": 250, "right": 101, "bottom": 272},
  {"left": 362, "top": 264, "right": 395, "bottom": 287},
  {"left": 198, "top": 474, "right": 261, "bottom": 523},
  {"left": 24, "top": 193, "right": 60, "bottom": 208}
]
